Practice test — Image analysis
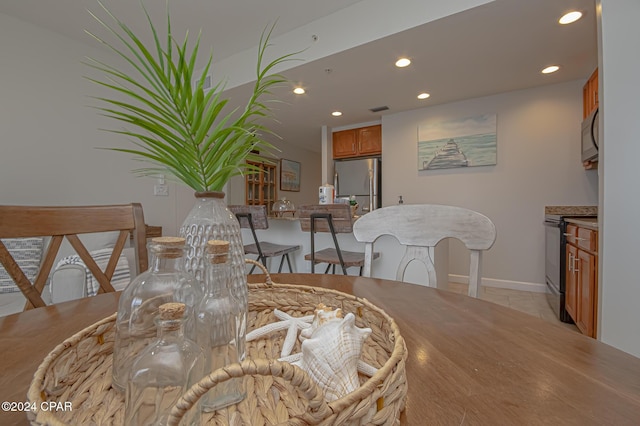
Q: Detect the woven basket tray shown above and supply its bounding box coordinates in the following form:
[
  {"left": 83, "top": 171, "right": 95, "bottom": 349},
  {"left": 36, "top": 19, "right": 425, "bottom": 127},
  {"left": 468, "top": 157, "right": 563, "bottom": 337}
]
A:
[{"left": 27, "top": 263, "right": 408, "bottom": 425}]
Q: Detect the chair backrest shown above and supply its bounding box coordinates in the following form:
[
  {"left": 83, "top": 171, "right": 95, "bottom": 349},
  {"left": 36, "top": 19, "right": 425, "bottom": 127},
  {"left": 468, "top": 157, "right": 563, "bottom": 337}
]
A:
[
  {"left": 227, "top": 205, "right": 269, "bottom": 230},
  {"left": 298, "top": 204, "right": 354, "bottom": 233},
  {"left": 353, "top": 204, "right": 496, "bottom": 297},
  {"left": 0, "top": 203, "right": 147, "bottom": 310}
]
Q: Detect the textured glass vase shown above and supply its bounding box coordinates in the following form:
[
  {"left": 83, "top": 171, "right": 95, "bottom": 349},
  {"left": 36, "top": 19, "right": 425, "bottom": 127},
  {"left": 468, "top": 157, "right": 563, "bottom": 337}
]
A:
[{"left": 179, "top": 191, "right": 248, "bottom": 363}]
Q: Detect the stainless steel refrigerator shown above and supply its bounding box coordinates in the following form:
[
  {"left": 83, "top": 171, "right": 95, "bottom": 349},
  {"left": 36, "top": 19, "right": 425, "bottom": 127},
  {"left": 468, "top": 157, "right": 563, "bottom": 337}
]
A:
[{"left": 333, "top": 157, "right": 381, "bottom": 215}]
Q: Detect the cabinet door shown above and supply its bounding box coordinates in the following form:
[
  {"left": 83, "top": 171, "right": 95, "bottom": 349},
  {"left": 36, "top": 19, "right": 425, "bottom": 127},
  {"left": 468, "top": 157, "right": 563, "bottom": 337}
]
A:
[
  {"left": 565, "top": 244, "right": 579, "bottom": 322},
  {"left": 576, "top": 249, "right": 597, "bottom": 337},
  {"left": 582, "top": 68, "right": 598, "bottom": 119},
  {"left": 245, "top": 161, "right": 277, "bottom": 209},
  {"left": 333, "top": 129, "right": 358, "bottom": 159},
  {"left": 358, "top": 125, "right": 382, "bottom": 156}
]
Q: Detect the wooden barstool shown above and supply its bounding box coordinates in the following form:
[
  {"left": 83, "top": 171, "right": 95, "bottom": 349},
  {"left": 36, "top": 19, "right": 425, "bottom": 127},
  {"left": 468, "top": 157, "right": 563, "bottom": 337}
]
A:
[
  {"left": 298, "top": 204, "right": 378, "bottom": 275},
  {"left": 228, "top": 205, "right": 300, "bottom": 273}
]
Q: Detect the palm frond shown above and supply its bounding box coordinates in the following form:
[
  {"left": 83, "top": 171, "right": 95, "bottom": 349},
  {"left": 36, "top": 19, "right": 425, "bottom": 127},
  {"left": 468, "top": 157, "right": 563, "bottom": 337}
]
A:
[{"left": 85, "top": 1, "right": 302, "bottom": 191}]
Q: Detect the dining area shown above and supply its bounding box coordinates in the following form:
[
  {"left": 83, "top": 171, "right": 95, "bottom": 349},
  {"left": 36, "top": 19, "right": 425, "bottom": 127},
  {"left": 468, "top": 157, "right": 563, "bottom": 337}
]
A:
[
  {"left": 2, "top": 197, "right": 640, "bottom": 424},
  {"left": 2, "top": 268, "right": 640, "bottom": 425},
  {"left": 1, "top": 2, "right": 640, "bottom": 423}
]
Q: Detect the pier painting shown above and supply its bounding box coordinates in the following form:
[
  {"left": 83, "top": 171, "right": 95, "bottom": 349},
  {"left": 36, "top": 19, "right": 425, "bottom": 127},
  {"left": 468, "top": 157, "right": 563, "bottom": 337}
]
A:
[{"left": 418, "top": 114, "right": 497, "bottom": 170}]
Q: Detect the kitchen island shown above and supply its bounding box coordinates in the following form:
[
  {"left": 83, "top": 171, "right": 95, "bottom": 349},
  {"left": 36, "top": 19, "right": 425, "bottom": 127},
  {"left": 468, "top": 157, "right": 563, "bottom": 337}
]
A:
[{"left": 240, "top": 215, "right": 449, "bottom": 288}]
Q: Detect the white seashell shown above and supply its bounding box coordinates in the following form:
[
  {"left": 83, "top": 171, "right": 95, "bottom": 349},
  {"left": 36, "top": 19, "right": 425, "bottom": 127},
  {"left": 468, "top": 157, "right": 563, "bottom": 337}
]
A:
[
  {"left": 299, "top": 303, "right": 343, "bottom": 341},
  {"left": 294, "top": 312, "right": 371, "bottom": 402}
]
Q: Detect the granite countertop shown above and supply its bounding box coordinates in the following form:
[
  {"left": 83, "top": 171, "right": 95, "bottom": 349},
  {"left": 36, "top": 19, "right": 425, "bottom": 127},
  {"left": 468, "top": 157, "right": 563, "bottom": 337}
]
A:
[
  {"left": 545, "top": 205, "right": 598, "bottom": 216},
  {"left": 268, "top": 215, "right": 299, "bottom": 221}
]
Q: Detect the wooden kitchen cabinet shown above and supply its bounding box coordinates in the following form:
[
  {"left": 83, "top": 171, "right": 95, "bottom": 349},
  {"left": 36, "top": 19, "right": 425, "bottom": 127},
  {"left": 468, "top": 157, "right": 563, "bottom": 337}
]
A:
[
  {"left": 565, "top": 242, "right": 579, "bottom": 321},
  {"left": 245, "top": 160, "right": 277, "bottom": 212},
  {"left": 576, "top": 248, "right": 597, "bottom": 337},
  {"left": 583, "top": 68, "right": 598, "bottom": 119},
  {"left": 565, "top": 221, "right": 598, "bottom": 338},
  {"left": 332, "top": 125, "right": 381, "bottom": 159}
]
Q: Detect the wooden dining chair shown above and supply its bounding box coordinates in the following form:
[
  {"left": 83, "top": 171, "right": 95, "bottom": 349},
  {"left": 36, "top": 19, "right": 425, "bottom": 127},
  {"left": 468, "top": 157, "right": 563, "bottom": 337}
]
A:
[
  {"left": 298, "top": 204, "right": 379, "bottom": 275},
  {"left": 353, "top": 204, "right": 496, "bottom": 297},
  {"left": 228, "top": 205, "right": 300, "bottom": 273},
  {"left": 0, "top": 203, "right": 147, "bottom": 310}
]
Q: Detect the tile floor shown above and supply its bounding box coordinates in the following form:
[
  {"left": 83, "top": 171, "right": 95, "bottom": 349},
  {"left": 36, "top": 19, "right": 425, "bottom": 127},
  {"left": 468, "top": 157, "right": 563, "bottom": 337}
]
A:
[{"left": 448, "top": 282, "right": 580, "bottom": 333}]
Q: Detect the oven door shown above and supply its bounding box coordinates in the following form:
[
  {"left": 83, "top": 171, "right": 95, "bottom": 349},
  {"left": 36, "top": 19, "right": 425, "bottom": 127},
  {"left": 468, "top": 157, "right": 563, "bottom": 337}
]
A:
[
  {"left": 544, "top": 220, "right": 561, "bottom": 294},
  {"left": 544, "top": 218, "right": 573, "bottom": 323}
]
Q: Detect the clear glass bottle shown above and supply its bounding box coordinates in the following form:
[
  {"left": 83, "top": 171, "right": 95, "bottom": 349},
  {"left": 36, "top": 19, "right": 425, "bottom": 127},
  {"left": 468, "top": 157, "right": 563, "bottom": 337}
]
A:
[
  {"left": 179, "top": 192, "right": 248, "bottom": 366},
  {"left": 125, "top": 302, "right": 204, "bottom": 426},
  {"left": 112, "top": 237, "right": 202, "bottom": 393},
  {"left": 195, "top": 240, "right": 246, "bottom": 411}
]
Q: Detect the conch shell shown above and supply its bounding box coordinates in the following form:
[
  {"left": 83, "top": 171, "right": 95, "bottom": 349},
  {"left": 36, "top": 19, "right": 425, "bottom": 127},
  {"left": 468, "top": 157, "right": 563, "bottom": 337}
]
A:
[
  {"left": 299, "top": 303, "right": 343, "bottom": 341},
  {"left": 294, "top": 312, "right": 372, "bottom": 402}
]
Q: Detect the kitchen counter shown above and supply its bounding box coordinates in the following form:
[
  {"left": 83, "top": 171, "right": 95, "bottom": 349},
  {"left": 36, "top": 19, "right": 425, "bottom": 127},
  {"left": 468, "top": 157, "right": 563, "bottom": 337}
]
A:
[
  {"left": 241, "top": 214, "right": 449, "bottom": 288},
  {"left": 545, "top": 205, "right": 598, "bottom": 216}
]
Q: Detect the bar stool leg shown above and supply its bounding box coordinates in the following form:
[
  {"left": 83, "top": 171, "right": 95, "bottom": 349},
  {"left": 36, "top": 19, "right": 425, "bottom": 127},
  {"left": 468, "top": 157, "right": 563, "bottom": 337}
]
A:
[{"left": 285, "top": 254, "right": 293, "bottom": 272}]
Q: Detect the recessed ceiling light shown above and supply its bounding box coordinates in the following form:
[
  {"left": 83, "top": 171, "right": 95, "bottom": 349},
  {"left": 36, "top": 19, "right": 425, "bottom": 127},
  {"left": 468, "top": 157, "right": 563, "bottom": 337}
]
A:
[
  {"left": 395, "top": 58, "right": 411, "bottom": 68},
  {"left": 541, "top": 65, "right": 560, "bottom": 74},
  {"left": 293, "top": 87, "right": 305, "bottom": 95},
  {"left": 417, "top": 92, "right": 430, "bottom": 100},
  {"left": 559, "top": 11, "right": 583, "bottom": 24},
  {"left": 331, "top": 111, "right": 342, "bottom": 117}
]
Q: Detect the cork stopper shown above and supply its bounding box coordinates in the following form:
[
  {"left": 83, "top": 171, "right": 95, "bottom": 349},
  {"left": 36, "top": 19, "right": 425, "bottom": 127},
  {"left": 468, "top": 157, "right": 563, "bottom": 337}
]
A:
[
  {"left": 206, "top": 239, "right": 229, "bottom": 264},
  {"left": 159, "top": 302, "right": 186, "bottom": 320},
  {"left": 151, "top": 236, "right": 185, "bottom": 259}
]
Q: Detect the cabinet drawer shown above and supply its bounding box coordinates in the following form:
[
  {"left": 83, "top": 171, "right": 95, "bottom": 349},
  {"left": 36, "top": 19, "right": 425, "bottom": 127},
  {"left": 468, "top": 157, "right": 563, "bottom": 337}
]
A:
[
  {"left": 577, "top": 227, "right": 597, "bottom": 252},
  {"left": 565, "top": 224, "right": 578, "bottom": 245}
]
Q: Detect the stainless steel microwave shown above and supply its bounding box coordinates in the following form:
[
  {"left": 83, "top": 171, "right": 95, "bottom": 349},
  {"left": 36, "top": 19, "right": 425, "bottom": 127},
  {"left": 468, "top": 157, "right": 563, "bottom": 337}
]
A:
[{"left": 581, "top": 107, "right": 599, "bottom": 162}]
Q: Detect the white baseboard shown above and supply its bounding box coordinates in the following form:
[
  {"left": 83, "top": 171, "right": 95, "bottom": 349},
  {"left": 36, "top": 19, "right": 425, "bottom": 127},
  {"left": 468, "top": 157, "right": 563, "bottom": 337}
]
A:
[{"left": 449, "top": 274, "right": 547, "bottom": 293}]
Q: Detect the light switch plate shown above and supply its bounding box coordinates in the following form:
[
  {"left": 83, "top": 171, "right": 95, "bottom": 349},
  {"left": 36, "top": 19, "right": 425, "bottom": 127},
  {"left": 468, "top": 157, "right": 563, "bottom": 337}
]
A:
[{"left": 154, "top": 184, "right": 169, "bottom": 196}]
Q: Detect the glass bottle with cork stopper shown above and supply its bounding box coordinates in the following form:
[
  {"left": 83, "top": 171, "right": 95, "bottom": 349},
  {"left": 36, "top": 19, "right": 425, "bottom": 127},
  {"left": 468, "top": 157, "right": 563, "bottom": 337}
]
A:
[
  {"left": 195, "top": 239, "right": 246, "bottom": 411},
  {"left": 125, "top": 302, "right": 204, "bottom": 426},
  {"left": 112, "top": 236, "right": 202, "bottom": 393}
]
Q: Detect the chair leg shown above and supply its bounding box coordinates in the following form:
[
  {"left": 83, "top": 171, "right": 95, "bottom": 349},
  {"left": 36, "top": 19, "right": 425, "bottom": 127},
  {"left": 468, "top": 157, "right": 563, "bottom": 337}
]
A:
[
  {"left": 285, "top": 254, "right": 293, "bottom": 273},
  {"left": 324, "top": 264, "right": 331, "bottom": 274},
  {"left": 277, "top": 256, "right": 286, "bottom": 273},
  {"left": 359, "top": 266, "right": 363, "bottom": 276}
]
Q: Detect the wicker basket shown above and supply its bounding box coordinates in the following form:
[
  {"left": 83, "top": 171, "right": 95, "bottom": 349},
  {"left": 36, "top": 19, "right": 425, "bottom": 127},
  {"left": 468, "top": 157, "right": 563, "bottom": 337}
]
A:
[{"left": 27, "top": 262, "right": 408, "bottom": 425}]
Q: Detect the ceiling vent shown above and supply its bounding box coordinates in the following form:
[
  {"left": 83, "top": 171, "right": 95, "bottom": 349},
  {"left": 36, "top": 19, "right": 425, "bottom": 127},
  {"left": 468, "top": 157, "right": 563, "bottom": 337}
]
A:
[{"left": 369, "top": 105, "right": 389, "bottom": 113}]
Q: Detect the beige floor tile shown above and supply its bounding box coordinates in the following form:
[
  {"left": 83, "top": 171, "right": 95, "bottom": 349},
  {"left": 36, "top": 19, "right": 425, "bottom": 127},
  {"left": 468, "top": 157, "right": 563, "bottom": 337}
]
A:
[{"left": 448, "top": 283, "right": 579, "bottom": 333}]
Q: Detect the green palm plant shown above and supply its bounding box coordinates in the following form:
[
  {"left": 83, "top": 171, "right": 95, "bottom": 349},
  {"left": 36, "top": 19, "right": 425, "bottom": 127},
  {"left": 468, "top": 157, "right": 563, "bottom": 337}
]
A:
[{"left": 84, "top": 1, "right": 298, "bottom": 192}]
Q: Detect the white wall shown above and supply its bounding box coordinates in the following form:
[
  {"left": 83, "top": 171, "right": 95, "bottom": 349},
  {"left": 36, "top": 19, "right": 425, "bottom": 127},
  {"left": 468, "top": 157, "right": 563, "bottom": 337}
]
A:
[
  {"left": 0, "top": 13, "right": 320, "bottom": 236},
  {"left": 382, "top": 81, "right": 598, "bottom": 289},
  {"left": 597, "top": 0, "right": 640, "bottom": 357}
]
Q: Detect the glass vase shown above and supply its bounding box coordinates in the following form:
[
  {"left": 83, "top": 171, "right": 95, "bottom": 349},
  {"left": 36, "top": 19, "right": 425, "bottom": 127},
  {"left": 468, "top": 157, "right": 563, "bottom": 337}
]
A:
[
  {"left": 125, "top": 302, "right": 204, "bottom": 426},
  {"left": 112, "top": 237, "right": 201, "bottom": 393},
  {"left": 196, "top": 240, "right": 246, "bottom": 411},
  {"left": 179, "top": 191, "right": 248, "bottom": 365}
]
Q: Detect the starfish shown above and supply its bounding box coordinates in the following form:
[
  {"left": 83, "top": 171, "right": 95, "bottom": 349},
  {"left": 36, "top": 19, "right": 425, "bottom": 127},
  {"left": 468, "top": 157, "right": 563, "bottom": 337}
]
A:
[{"left": 246, "top": 308, "right": 313, "bottom": 357}]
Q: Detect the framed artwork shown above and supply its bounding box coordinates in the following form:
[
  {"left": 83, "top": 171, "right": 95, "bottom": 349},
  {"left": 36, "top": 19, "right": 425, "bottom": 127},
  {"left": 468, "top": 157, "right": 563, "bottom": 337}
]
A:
[
  {"left": 417, "top": 114, "right": 497, "bottom": 170},
  {"left": 280, "top": 158, "right": 301, "bottom": 192}
]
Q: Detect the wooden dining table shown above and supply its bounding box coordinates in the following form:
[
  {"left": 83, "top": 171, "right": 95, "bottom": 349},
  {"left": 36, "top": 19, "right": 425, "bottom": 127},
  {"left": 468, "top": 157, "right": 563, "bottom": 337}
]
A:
[{"left": 1, "top": 273, "right": 640, "bottom": 425}]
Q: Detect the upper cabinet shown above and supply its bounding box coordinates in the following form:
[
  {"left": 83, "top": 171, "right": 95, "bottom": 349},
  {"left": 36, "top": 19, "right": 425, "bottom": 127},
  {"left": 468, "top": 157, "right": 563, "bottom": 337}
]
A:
[
  {"left": 583, "top": 68, "right": 598, "bottom": 119},
  {"left": 245, "top": 160, "right": 277, "bottom": 212},
  {"left": 582, "top": 68, "right": 599, "bottom": 170},
  {"left": 332, "top": 125, "right": 382, "bottom": 159}
]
